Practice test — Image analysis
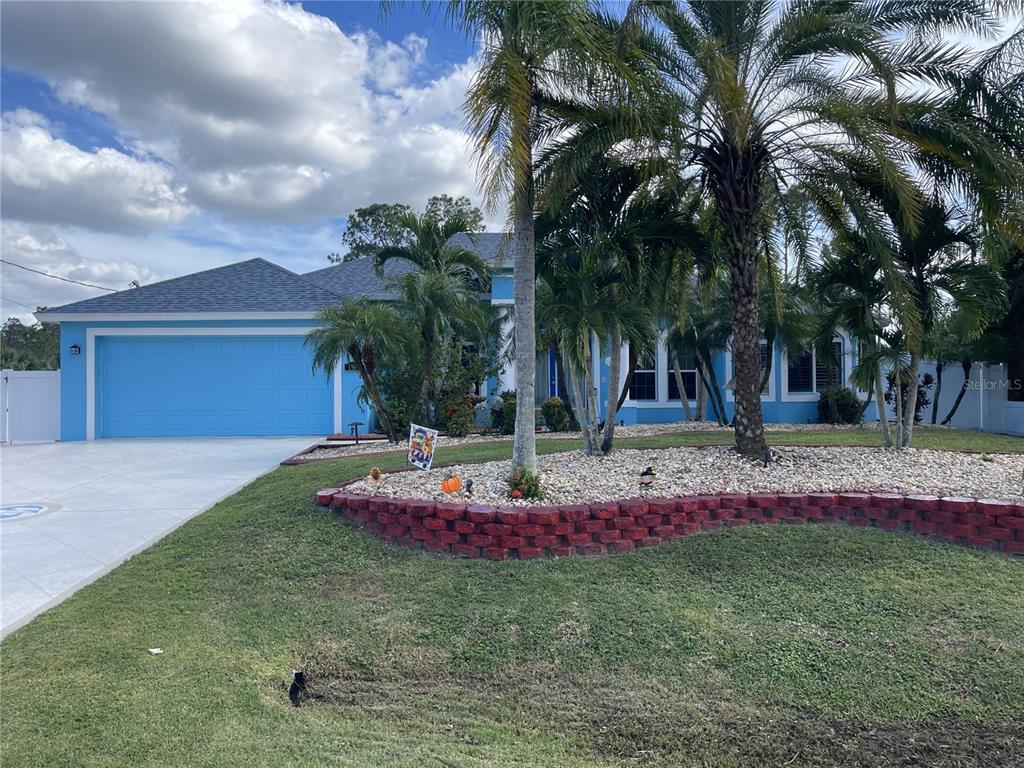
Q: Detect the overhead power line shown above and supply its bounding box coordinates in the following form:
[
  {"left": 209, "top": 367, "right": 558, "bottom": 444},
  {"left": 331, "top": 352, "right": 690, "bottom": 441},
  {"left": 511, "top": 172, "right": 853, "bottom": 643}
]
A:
[
  {"left": 0, "top": 258, "right": 118, "bottom": 292},
  {"left": 1, "top": 296, "right": 40, "bottom": 311}
]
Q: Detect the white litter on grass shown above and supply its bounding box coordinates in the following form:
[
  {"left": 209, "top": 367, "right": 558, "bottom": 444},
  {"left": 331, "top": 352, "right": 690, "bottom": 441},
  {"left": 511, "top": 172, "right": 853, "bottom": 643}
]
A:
[{"left": 148, "top": 648, "right": 163, "bottom": 655}]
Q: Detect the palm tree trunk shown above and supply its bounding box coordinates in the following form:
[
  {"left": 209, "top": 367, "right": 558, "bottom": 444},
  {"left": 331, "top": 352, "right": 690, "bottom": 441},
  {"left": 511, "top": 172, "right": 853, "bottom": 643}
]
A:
[
  {"left": 554, "top": 350, "right": 576, "bottom": 430},
  {"left": 356, "top": 357, "right": 398, "bottom": 443},
  {"left": 941, "top": 359, "right": 973, "bottom": 425},
  {"left": 614, "top": 352, "right": 636, "bottom": 414},
  {"left": 873, "top": 358, "right": 893, "bottom": 448},
  {"left": 511, "top": 143, "right": 537, "bottom": 473},
  {"left": 584, "top": 349, "right": 602, "bottom": 455},
  {"left": 696, "top": 362, "right": 706, "bottom": 421},
  {"left": 698, "top": 350, "right": 728, "bottom": 426},
  {"left": 930, "top": 362, "right": 943, "bottom": 424},
  {"left": 901, "top": 353, "right": 920, "bottom": 448},
  {"left": 568, "top": 367, "right": 594, "bottom": 455},
  {"left": 670, "top": 350, "right": 693, "bottom": 421},
  {"left": 601, "top": 326, "right": 621, "bottom": 453},
  {"left": 415, "top": 326, "right": 434, "bottom": 425},
  {"left": 725, "top": 229, "right": 768, "bottom": 456},
  {"left": 894, "top": 366, "right": 904, "bottom": 449}
]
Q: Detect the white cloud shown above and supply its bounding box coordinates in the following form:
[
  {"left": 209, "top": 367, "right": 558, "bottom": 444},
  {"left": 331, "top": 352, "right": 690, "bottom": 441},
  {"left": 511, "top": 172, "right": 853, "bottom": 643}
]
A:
[
  {"left": 1, "top": 110, "right": 192, "bottom": 234},
  {"left": 0, "top": 0, "right": 482, "bottom": 226}
]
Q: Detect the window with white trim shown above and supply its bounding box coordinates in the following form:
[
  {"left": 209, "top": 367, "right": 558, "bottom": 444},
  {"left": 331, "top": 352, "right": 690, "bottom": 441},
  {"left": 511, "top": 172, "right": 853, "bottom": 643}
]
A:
[
  {"left": 787, "top": 339, "right": 843, "bottom": 394},
  {"left": 667, "top": 352, "right": 697, "bottom": 400},
  {"left": 629, "top": 349, "right": 657, "bottom": 400}
]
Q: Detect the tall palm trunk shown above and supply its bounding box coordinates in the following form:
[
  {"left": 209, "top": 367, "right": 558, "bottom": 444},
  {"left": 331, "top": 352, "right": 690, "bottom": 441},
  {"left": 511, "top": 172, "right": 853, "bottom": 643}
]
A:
[
  {"left": 721, "top": 206, "right": 768, "bottom": 456},
  {"left": 894, "top": 366, "right": 904, "bottom": 449},
  {"left": 670, "top": 350, "right": 693, "bottom": 421},
  {"left": 873, "top": 357, "right": 893, "bottom": 448},
  {"left": 601, "top": 325, "right": 621, "bottom": 453},
  {"left": 415, "top": 322, "right": 435, "bottom": 424},
  {"left": 696, "top": 351, "right": 728, "bottom": 425},
  {"left": 511, "top": 129, "right": 537, "bottom": 473},
  {"left": 900, "top": 353, "right": 920, "bottom": 448},
  {"left": 568, "top": 365, "right": 595, "bottom": 455},
  {"left": 584, "top": 347, "right": 602, "bottom": 455},
  {"left": 941, "top": 359, "right": 973, "bottom": 425},
  {"left": 614, "top": 352, "right": 636, "bottom": 414},
  {"left": 930, "top": 362, "right": 943, "bottom": 424},
  {"left": 696, "top": 364, "right": 706, "bottom": 421}
]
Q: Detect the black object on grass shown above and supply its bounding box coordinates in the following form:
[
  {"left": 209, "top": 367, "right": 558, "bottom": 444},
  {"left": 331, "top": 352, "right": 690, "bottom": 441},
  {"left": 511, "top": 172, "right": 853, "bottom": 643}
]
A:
[{"left": 289, "top": 670, "right": 306, "bottom": 707}]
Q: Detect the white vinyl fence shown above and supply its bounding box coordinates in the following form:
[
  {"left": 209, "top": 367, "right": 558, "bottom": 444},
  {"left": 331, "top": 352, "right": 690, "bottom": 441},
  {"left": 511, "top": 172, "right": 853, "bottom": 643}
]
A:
[
  {"left": 1, "top": 370, "right": 60, "bottom": 443},
  {"left": 919, "top": 361, "right": 1024, "bottom": 437}
]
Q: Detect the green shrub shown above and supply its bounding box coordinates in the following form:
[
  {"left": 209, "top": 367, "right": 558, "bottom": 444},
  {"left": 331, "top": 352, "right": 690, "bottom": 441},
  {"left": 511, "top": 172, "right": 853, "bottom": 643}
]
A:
[
  {"left": 499, "top": 389, "right": 517, "bottom": 403},
  {"left": 501, "top": 398, "right": 517, "bottom": 435},
  {"left": 507, "top": 469, "right": 542, "bottom": 500},
  {"left": 817, "top": 385, "right": 863, "bottom": 424},
  {"left": 444, "top": 398, "right": 474, "bottom": 437},
  {"left": 541, "top": 397, "right": 568, "bottom": 432}
]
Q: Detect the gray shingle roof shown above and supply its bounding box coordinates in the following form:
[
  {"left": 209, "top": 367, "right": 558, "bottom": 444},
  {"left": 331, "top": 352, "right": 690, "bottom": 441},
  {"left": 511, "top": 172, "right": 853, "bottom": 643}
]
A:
[
  {"left": 303, "top": 232, "right": 512, "bottom": 300},
  {"left": 40, "top": 258, "right": 344, "bottom": 315}
]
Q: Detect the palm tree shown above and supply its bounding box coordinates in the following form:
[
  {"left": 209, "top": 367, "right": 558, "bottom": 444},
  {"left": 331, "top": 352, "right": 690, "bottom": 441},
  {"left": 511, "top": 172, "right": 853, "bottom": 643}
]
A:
[
  {"left": 374, "top": 211, "right": 491, "bottom": 424},
  {"left": 439, "top": 0, "right": 657, "bottom": 473},
  {"left": 537, "top": 244, "right": 654, "bottom": 455},
  {"left": 305, "top": 300, "right": 409, "bottom": 443},
  {"left": 621, "top": 0, "right": 1008, "bottom": 456}
]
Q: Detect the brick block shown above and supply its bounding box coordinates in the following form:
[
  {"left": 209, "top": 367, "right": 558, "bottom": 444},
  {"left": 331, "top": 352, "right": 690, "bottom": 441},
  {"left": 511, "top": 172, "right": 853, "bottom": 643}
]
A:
[
  {"left": 484, "top": 547, "right": 509, "bottom": 560},
  {"left": 739, "top": 508, "right": 763, "bottom": 520},
  {"left": 483, "top": 523, "right": 513, "bottom": 537},
  {"left": 894, "top": 508, "right": 919, "bottom": 522},
  {"left": 453, "top": 520, "right": 478, "bottom": 535},
  {"left": 499, "top": 536, "right": 526, "bottom": 549},
  {"left": 862, "top": 507, "right": 887, "bottom": 521},
  {"left": 838, "top": 492, "right": 871, "bottom": 507},
  {"left": 559, "top": 504, "right": 590, "bottom": 522},
  {"left": 452, "top": 544, "right": 480, "bottom": 558},
  {"left": 947, "top": 525, "right": 975, "bottom": 539},
  {"left": 589, "top": 501, "right": 620, "bottom": 519},
  {"left": 719, "top": 494, "right": 748, "bottom": 509},
  {"left": 777, "top": 493, "right": 808, "bottom": 507},
  {"left": 905, "top": 494, "right": 940, "bottom": 511},
  {"left": 367, "top": 497, "right": 389, "bottom": 514},
  {"left": 640, "top": 514, "right": 664, "bottom": 527},
  {"left": 608, "top": 539, "right": 635, "bottom": 553},
  {"left": 566, "top": 532, "right": 593, "bottom": 545},
  {"left": 912, "top": 521, "right": 938, "bottom": 536},
  {"left": 347, "top": 495, "right": 369, "bottom": 511},
  {"left": 576, "top": 519, "right": 606, "bottom": 533},
  {"left": 676, "top": 523, "right": 699, "bottom": 536},
  {"left": 549, "top": 522, "right": 575, "bottom": 535},
  {"left": 680, "top": 497, "right": 703, "bottom": 512},
  {"left": 959, "top": 512, "right": 994, "bottom": 527},
  {"left": 577, "top": 542, "right": 607, "bottom": 556},
  {"left": 423, "top": 517, "right": 449, "bottom": 531},
  {"left": 620, "top": 499, "right": 649, "bottom": 516},
  {"left": 702, "top": 519, "right": 722, "bottom": 530},
  {"left": 611, "top": 516, "right": 637, "bottom": 530},
  {"left": 728, "top": 518, "right": 749, "bottom": 527},
  {"left": 877, "top": 519, "right": 903, "bottom": 530},
  {"left": 515, "top": 524, "right": 545, "bottom": 537},
  {"left": 925, "top": 510, "right": 956, "bottom": 525},
  {"left": 385, "top": 525, "right": 408, "bottom": 538},
  {"left": 715, "top": 506, "right": 737, "bottom": 520},
  {"left": 517, "top": 546, "right": 543, "bottom": 559},
  {"left": 496, "top": 507, "right": 527, "bottom": 526},
  {"left": 977, "top": 498, "right": 1016, "bottom": 517},
  {"left": 466, "top": 505, "right": 497, "bottom": 524},
  {"left": 527, "top": 507, "right": 560, "bottom": 525},
  {"left": 1003, "top": 516, "right": 1024, "bottom": 530},
  {"left": 939, "top": 497, "right": 975, "bottom": 513},
  {"left": 438, "top": 530, "right": 462, "bottom": 544},
  {"left": 621, "top": 528, "right": 647, "bottom": 541},
  {"left": 749, "top": 494, "right": 778, "bottom": 508},
  {"left": 1002, "top": 540, "right": 1024, "bottom": 554},
  {"left": 653, "top": 525, "right": 676, "bottom": 539},
  {"left": 550, "top": 545, "right": 574, "bottom": 557},
  {"left": 638, "top": 536, "right": 662, "bottom": 548},
  {"left": 408, "top": 500, "right": 437, "bottom": 518},
  {"left": 375, "top": 512, "right": 395, "bottom": 526},
  {"left": 315, "top": 488, "right": 337, "bottom": 506},
  {"left": 980, "top": 526, "right": 1013, "bottom": 541},
  {"left": 435, "top": 504, "right": 464, "bottom": 521},
  {"left": 467, "top": 533, "right": 495, "bottom": 547},
  {"left": 807, "top": 492, "right": 838, "bottom": 507},
  {"left": 424, "top": 540, "right": 451, "bottom": 554},
  {"left": 531, "top": 534, "right": 559, "bottom": 547},
  {"left": 410, "top": 528, "right": 435, "bottom": 541},
  {"left": 870, "top": 493, "right": 904, "bottom": 509},
  {"left": 668, "top": 511, "right": 691, "bottom": 525},
  {"left": 596, "top": 529, "right": 621, "bottom": 543},
  {"left": 648, "top": 498, "right": 675, "bottom": 515}
]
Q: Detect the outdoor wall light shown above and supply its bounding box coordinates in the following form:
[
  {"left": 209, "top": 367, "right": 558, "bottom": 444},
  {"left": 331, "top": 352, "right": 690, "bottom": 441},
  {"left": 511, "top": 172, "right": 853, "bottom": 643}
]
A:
[{"left": 69, "top": 344, "right": 81, "bottom": 355}]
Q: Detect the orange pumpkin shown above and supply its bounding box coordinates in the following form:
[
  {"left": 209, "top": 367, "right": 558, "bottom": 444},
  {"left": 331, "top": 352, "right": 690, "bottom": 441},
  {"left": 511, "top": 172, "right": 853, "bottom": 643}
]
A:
[{"left": 441, "top": 475, "right": 463, "bottom": 494}]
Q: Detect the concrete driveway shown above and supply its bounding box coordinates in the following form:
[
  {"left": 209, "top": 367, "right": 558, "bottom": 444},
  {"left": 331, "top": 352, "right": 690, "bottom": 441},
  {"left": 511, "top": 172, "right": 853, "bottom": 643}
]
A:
[{"left": 0, "top": 436, "right": 317, "bottom": 637}]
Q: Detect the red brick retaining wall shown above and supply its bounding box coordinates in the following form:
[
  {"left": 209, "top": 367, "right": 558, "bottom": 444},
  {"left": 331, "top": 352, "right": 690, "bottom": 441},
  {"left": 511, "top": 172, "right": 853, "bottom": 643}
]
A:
[{"left": 314, "top": 487, "right": 1024, "bottom": 559}]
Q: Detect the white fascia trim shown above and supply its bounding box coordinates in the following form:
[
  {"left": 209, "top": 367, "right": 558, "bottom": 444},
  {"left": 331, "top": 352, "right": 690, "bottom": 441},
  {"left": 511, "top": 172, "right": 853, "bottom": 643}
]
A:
[
  {"left": 490, "top": 299, "right": 514, "bottom": 306},
  {"left": 780, "top": 331, "right": 851, "bottom": 403},
  {"left": 723, "top": 341, "right": 776, "bottom": 402},
  {"left": 37, "top": 311, "right": 319, "bottom": 323},
  {"left": 85, "top": 326, "right": 325, "bottom": 441}
]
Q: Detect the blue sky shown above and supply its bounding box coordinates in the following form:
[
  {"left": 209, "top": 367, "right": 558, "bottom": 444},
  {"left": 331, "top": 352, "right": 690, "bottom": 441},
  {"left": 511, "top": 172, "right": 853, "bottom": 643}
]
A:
[{"left": 0, "top": 1, "right": 486, "bottom": 322}]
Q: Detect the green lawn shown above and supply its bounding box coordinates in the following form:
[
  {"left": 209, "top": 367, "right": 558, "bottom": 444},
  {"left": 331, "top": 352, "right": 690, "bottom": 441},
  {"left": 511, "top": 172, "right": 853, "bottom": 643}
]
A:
[{"left": 2, "top": 430, "right": 1023, "bottom": 767}]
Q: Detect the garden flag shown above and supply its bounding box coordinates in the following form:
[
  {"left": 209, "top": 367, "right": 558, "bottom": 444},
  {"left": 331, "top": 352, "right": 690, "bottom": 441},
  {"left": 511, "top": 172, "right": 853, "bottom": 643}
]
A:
[{"left": 408, "top": 423, "right": 438, "bottom": 471}]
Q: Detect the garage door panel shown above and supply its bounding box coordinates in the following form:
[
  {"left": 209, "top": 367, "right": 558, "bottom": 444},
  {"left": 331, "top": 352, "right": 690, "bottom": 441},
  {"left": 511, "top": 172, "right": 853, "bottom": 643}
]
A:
[{"left": 96, "top": 335, "right": 332, "bottom": 437}]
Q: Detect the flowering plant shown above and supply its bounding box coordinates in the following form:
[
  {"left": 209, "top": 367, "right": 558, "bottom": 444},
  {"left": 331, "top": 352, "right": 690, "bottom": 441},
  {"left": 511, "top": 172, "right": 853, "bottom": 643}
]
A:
[{"left": 506, "top": 470, "right": 541, "bottom": 500}]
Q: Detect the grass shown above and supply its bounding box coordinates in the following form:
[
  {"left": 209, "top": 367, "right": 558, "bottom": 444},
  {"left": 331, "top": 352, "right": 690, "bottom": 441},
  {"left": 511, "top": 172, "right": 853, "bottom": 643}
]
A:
[{"left": 2, "top": 428, "right": 1023, "bottom": 767}]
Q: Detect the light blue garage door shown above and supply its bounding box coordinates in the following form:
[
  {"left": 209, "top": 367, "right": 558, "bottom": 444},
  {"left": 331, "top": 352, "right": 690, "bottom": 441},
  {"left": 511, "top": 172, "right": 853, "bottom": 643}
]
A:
[{"left": 96, "top": 335, "right": 333, "bottom": 438}]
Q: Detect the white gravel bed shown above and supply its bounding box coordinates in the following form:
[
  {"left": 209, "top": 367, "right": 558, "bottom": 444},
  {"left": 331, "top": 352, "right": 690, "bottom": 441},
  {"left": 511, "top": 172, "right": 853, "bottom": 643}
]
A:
[
  {"left": 301, "top": 421, "right": 880, "bottom": 460},
  {"left": 343, "top": 445, "right": 1024, "bottom": 506}
]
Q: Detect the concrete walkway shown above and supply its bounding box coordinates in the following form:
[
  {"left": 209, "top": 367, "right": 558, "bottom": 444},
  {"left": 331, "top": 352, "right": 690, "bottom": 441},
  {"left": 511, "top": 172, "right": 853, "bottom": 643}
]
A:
[{"left": 0, "top": 436, "right": 317, "bottom": 637}]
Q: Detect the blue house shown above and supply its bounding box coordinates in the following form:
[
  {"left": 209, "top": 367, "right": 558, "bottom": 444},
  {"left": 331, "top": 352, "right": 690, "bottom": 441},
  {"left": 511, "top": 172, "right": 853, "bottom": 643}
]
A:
[{"left": 37, "top": 233, "right": 873, "bottom": 440}]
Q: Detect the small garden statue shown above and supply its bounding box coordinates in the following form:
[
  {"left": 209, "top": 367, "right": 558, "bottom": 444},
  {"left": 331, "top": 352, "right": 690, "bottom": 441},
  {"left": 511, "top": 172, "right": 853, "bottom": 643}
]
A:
[{"left": 639, "top": 466, "right": 656, "bottom": 493}]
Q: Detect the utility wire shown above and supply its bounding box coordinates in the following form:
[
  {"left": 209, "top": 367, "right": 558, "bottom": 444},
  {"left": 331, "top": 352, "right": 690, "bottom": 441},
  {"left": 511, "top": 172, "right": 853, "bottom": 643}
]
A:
[
  {"left": 1, "top": 296, "right": 39, "bottom": 310},
  {"left": 0, "top": 259, "right": 118, "bottom": 292}
]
